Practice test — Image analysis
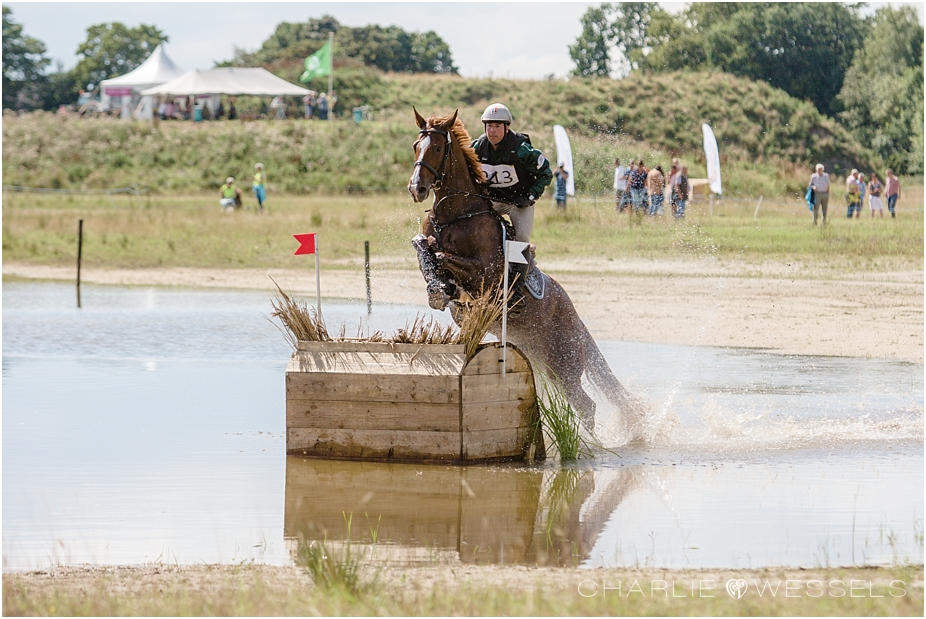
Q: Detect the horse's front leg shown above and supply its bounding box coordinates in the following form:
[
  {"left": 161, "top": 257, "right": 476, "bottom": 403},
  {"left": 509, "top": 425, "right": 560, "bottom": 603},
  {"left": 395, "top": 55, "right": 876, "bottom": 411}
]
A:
[
  {"left": 434, "top": 252, "right": 488, "bottom": 296},
  {"left": 412, "top": 234, "right": 453, "bottom": 310}
]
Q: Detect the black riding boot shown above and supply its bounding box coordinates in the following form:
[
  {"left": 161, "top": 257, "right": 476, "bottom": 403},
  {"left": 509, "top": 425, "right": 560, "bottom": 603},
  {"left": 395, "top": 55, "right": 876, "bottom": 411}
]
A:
[{"left": 507, "top": 262, "right": 529, "bottom": 316}]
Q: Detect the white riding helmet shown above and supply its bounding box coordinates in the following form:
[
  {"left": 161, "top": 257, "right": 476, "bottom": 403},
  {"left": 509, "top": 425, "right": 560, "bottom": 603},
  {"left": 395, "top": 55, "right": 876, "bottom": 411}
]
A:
[{"left": 481, "top": 103, "right": 513, "bottom": 124}]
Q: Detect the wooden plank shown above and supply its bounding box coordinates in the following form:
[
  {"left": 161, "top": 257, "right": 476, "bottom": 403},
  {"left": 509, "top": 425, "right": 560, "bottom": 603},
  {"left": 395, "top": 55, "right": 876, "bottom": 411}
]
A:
[
  {"left": 288, "top": 427, "right": 461, "bottom": 461},
  {"left": 287, "top": 373, "right": 460, "bottom": 404},
  {"left": 288, "top": 351, "right": 465, "bottom": 376},
  {"left": 298, "top": 341, "right": 465, "bottom": 355},
  {"left": 287, "top": 399, "right": 459, "bottom": 432},
  {"left": 462, "top": 427, "right": 532, "bottom": 461},
  {"left": 463, "top": 344, "right": 532, "bottom": 376},
  {"left": 461, "top": 372, "right": 534, "bottom": 404},
  {"left": 462, "top": 400, "right": 534, "bottom": 432}
]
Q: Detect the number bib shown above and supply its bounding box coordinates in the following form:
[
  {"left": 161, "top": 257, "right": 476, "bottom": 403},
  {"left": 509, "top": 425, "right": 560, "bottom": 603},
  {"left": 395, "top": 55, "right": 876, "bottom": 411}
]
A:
[{"left": 481, "top": 164, "right": 520, "bottom": 188}]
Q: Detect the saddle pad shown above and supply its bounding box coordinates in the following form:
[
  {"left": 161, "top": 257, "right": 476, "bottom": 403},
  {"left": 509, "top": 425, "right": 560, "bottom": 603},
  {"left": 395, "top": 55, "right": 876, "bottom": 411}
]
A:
[{"left": 525, "top": 267, "right": 546, "bottom": 300}]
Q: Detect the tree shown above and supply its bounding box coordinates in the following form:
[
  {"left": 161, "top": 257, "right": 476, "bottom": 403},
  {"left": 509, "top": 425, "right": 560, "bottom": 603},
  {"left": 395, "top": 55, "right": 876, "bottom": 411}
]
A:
[
  {"left": 71, "top": 22, "right": 167, "bottom": 91},
  {"left": 2, "top": 6, "right": 51, "bottom": 109},
  {"left": 838, "top": 6, "right": 924, "bottom": 173},
  {"left": 569, "top": 2, "right": 659, "bottom": 77}
]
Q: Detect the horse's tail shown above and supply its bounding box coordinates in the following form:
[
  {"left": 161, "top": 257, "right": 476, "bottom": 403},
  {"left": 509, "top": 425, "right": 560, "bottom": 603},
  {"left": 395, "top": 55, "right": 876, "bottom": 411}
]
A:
[{"left": 581, "top": 328, "right": 634, "bottom": 411}]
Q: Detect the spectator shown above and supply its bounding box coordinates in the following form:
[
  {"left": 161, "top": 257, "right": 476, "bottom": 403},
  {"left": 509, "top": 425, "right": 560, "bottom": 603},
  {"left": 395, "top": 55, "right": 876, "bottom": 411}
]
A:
[
  {"left": 228, "top": 100, "right": 237, "bottom": 121},
  {"left": 215, "top": 99, "right": 225, "bottom": 119},
  {"left": 619, "top": 162, "right": 634, "bottom": 213},
  {"left": 252, "top": 163, "right": 268, "bottom": 212},
  {"left": 846, "top": 171, "right": 861, "bottom": 219},
  {"left": 675, "top": 165, "right": 689, "bottom": 219},
  {"left": 885, "top": 169, "right": 901, "bottom": 218},
  {"left": 613, "top": 158, "right": 628, "bottom": 212},
  {"left": 868, "top": 172, "right": 884, "bottom": 219},
  {"left": 329, "top": 90, "right": 338, "bottom": 116},
  {"left": 554, "top": 163, "right": 569, "bottom": 211},
  {"left": 219, "top": 177, "right": 241, "bottom": 212},
  {"left": 855, "top": 173, "right": 866, "bottom": 219},
  {"left": 647, "top": 164, "right": 666, "bottom": 216},
  {"left": 630, "top": 159, "right": 648, "bottom": 215},
  {"left": 271, "top": 96, "right": 286, "bottom": 120},
  {"left": 318, "top": 93, "right": 328, "bottom": 120},
  {"left": 807, "top": 163, "right": 830, "bottom": 225},
  {"left": 303, "top": 91, "right": 316, "bottom": 119}
]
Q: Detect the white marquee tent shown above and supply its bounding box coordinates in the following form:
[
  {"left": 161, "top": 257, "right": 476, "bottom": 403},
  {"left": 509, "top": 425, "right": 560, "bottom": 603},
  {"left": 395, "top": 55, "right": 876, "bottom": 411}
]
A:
[
  {"left": 100, "top": 44, "right": 185, "bottom": 118},
  {"left": 141, "top": 68, "right": 310, "bottom": 97}
]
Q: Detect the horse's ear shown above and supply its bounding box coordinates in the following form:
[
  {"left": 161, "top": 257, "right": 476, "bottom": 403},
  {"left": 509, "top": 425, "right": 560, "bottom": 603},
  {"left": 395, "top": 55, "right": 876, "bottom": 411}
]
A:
[
  {"left": 440, "top": 109, "right": 458, "bottom": 131},
  {"left": 413, "top": 106, "right": 427, "bottom": 130}
]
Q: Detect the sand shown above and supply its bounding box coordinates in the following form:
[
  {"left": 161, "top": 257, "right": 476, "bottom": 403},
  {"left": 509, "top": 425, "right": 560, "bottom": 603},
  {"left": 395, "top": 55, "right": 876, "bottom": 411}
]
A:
[{"left": 4, "top": 257, "right": 922, "bottom": 363}]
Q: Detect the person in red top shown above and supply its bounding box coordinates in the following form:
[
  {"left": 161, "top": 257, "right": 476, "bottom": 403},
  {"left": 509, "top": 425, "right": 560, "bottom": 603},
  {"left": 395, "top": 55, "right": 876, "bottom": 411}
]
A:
[{"left": 884, "top": 169, "right": 901, "bottom": 218}]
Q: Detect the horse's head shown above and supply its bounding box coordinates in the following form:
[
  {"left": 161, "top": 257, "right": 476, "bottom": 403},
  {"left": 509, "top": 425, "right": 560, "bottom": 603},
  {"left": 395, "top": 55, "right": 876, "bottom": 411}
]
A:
[{"left": 408, "top": 107, "right": 458, "bottom": 203}]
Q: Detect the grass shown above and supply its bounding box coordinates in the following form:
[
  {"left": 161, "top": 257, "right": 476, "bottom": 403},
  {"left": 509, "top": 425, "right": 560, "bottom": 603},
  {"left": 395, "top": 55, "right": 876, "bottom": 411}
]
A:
[
  {"left": 2, "top": 184, "right": 922, "bottom": 273},
  {"left": 3, "top": 564, "right": 922, "bottom": 616},
  {"left": 534, "top": 371, "right": 593, "bottom": 462}
]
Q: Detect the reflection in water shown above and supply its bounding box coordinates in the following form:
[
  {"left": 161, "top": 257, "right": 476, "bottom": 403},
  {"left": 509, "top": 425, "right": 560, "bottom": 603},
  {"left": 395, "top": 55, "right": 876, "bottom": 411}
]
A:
[{"left": 284, "top": 458, "right": 646, "bottom": 567}]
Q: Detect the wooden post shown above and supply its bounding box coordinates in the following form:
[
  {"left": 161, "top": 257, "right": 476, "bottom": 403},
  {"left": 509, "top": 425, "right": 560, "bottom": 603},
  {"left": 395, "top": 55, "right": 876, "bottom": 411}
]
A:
[
  {"left": 709, "top": 193, "right": 714, "bottom": 218},
  {"left": 754, "top": 195, "right": 764, "bottom": 218},
  {"left": 364, "top": 240, "right": 371, "bottom": 315},
  {"left": 76, "top": 219, "right": 83, "bottom": 308}
]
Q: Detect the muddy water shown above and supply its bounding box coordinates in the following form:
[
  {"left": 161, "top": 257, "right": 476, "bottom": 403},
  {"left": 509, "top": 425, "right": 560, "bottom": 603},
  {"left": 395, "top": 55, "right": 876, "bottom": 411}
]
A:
[{"left": 2, "top": 280, "right": 922, "bottom": 571}]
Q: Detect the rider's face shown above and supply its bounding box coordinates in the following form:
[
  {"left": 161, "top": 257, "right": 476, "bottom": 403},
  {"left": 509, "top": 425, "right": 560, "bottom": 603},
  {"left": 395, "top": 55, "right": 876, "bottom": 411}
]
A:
[{"left": 485, "top": 122, "right": 507, "bottom": 146}]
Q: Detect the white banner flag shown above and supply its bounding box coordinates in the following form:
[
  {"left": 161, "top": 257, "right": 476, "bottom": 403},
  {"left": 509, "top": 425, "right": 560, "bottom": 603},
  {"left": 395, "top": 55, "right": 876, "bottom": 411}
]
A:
[
  {"left": 505, "top": 240, "right": 530, "bottom": 264},
  {"left": 552, "top": 125, "right": 575, "bottom": 196},
  {"left": 702, "top": 123, "right": 722, "bottom": 195}
]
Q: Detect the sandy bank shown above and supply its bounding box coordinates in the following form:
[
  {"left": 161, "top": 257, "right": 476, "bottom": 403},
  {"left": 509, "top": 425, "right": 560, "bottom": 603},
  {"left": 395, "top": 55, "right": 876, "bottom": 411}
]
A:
[{"left": 4, "top": 258, "right": 922, "bottom": 363}]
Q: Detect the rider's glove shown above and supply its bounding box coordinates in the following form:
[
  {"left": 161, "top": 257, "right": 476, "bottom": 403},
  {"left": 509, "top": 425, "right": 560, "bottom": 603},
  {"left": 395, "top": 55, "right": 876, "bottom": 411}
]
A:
[{"left": 514, "top": 195, "right": 535, "bottom": 208}]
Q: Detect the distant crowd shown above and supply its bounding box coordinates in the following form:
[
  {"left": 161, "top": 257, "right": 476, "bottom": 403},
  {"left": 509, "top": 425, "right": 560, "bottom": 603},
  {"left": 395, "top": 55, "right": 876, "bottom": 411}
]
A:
[
  {"left": 807, "top": 164, "right": 901, "bottom": 225},
  {"left": 613, "top": 158, "right": 690, "bottom": 219}
]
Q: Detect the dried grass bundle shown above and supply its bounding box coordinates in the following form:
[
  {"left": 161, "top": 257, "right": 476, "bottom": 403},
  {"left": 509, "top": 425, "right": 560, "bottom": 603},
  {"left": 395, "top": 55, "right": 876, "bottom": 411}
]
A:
[
  {"left": 393, "top": 315, "right": 457, "bottom": 345},
  {"left": 455, "top": 282, "right": 509, "bottom": 359},
  {"left": 269, "top": 277, "right": 329, "bottom": 349}
]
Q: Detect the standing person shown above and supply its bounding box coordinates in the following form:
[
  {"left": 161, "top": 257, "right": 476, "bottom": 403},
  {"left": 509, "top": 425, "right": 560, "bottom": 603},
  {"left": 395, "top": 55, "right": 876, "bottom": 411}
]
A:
[
  {"left": 328, "top": 91, "right": 338, "bottom": 117},
  {"left": 619, "top": 162, "right": 635, "bottom": 213},
  {"left": 252, "top": 163, "right": 268, "bottom": 213},
  {"left": 855, "top": 173, "right": 866, "bottom": 219},
  {"left": 868, "top": 172, "right": 884, "bottom": 219},
  {"left": 553, "top": 163, "right": 569, "bottom": 211},
  {"left": 629, "top": 159, "right": 648, "bottom": 215},
  {"left": 646, "top": 164, "right": 665, "bottom": 216},
  {"left": 219, "top": 177, "right": 241, "bottom": 212},
  {"left": 303, "top": 91, "right": 316, "bottom": 119},
  {"left": 675, "top": 165, "right": 689, "bottom": 219},
  {"left": 613, "top": 158, "right": 628, "bottom": 212},
  {"left": 228, "top": 99, "right": 237, "bottom": 120},
  {"left": 807, "top": 163, "right": 830, "bottom": 225},
  {"left": 885, "top": 169, "right": 901, "bottom": 218},
  {"left": 270, "top": 96, "right": 285, "bottom": 119},
  {"left": 846, "top": 173, "right": 861, "bottom": 219},
  {"left": 317, "top": 93, "right": 328, "bottom": 120}
]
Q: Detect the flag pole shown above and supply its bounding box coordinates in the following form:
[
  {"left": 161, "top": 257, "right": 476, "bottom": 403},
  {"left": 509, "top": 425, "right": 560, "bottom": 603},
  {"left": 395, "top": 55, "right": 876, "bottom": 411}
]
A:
[
  {"left": 327, "top": 31, "right": 333, "bottom": 121},
  {"left": 501, "top": 242, "right": 509, "bottom": 374},
  {"left": 315, "top": 235, "right": 322, "bottom": 318}
]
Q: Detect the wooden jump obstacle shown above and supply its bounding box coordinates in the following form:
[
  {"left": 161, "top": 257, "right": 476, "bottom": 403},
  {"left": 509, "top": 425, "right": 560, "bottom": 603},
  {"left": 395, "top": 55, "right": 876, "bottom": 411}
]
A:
[{"left": 286, "top": 341, "right": 544, "bottom": 463}]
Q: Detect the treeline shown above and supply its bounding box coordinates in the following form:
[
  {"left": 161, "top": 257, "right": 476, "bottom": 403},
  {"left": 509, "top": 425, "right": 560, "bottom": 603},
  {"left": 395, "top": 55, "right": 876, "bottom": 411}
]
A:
[
  {"left": 570, "top": 2, "right": 923, "bottom": 174},
  {"left": 1, "top": 8, "right": 455, "bottom": 112}
]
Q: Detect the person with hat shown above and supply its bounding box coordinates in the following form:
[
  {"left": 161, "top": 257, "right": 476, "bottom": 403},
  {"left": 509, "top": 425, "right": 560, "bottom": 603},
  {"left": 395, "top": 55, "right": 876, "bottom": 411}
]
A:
[
  {"left": 471, "top": 103, "right": 553, "bottom": 244},
  {"left": 219, "top": 177, "right": 241, "bottom": 212},
  {"left": 807, "top": 163, "right": 831, "bottom": 225},
  {"left": 252, "top": 163, "right": 267, "bottom": 212}
]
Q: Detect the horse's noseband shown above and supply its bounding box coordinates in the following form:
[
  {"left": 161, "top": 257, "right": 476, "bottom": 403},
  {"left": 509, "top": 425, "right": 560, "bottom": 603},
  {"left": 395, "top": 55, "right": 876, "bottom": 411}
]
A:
[{"left": 414, "top": 128, "right": 452, "bottom": 187}]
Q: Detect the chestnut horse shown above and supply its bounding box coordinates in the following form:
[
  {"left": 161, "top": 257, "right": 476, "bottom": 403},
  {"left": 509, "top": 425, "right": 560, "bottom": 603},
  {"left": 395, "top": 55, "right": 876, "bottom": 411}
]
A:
[{"left": 407, "top": 109, "right": 635, "bottom": 431}]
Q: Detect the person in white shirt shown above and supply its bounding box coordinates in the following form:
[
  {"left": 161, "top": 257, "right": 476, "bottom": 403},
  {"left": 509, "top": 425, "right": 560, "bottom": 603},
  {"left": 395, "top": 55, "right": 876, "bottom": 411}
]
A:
[
  {"left": 807, "top": 163, "right": 831, "bottom": 225},
  {"left": 614, "top": 158, "right": 629, "bottom": 213}
]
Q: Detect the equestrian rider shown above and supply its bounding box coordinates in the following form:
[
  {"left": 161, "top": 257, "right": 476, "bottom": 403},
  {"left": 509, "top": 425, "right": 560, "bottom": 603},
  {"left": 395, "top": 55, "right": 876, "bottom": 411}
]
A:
[
  {"left": 471, "top": 103, "right": 552, "bottom": 304},
  {"left": 471, "top": 103, "right": 553, "bottom": 244}
]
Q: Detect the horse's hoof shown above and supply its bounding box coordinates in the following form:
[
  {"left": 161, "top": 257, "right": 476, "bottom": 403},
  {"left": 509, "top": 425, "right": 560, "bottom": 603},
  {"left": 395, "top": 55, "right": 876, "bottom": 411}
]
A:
[{"left": 428, "top": 290, "right": 449, "bottom": 311}]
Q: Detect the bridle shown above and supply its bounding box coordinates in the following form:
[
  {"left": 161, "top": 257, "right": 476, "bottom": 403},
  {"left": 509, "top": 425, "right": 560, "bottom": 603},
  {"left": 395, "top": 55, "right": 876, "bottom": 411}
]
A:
[{"left": 413, "top": 127, "right": 452, "bottom": 189}]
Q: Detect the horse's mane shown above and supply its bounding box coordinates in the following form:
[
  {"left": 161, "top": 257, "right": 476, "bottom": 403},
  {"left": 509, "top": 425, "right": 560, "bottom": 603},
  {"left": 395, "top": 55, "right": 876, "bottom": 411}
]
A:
[{"left": 429, "top": 113, "right": 487, "bottom": 184}]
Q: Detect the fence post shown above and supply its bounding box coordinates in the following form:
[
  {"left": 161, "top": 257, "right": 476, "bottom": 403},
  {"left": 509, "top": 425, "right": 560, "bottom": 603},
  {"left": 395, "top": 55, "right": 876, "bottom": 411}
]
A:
[
  {"left": 754, "top": 195, "right": 764, "bottom": 218},
  {"left": 76, "top": 219, "right": 83, "bottom": 308},
  {"left": 364, "top": 240, "right": 372, "bottom": 315},
  {"left": 709, "top": 193, "right": 714, "bottom": 218}
]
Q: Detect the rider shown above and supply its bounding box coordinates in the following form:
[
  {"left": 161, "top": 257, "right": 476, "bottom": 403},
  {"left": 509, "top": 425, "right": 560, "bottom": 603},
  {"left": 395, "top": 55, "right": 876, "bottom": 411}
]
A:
[{"left": 471, "top": 103, "right": 552, "bottom": 305}]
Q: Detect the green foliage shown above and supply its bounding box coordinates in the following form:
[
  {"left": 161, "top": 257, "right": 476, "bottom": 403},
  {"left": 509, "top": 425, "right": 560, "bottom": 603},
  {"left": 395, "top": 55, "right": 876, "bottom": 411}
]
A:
[
  {"left": 223, "top": 15, "right": 456, "bottom": 75},
  {"left": 70, "top": 22, "right": 168, "bottom": 91},
  {"left": 2, "top": 6, "right": 51, "bottom": 110},
  {"left": 577, "top": 2, "right": 866, "bottom": 117},
  {"left": 536, "top": 375, "right": 591, "bottom": 462},
  {"left": 569, "top": 2, "right": 661, "bottom": 77},
  {"left": 838, "top": 6, "right": 925, "bottom": 175}
]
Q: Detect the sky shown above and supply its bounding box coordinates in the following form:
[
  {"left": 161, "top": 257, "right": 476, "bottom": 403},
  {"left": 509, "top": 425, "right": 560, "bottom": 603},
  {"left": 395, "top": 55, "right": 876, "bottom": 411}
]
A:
[{"left": 5, "top": 1, "right": 924, "bottom": 80}]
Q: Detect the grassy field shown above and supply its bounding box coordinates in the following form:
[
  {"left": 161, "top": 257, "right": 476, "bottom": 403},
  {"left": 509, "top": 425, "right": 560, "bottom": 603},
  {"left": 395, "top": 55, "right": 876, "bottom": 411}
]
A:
[
  {"left": 3, "top": 564, "right": 923, "bottom": 616},
  {"left": 3, "top": 185, "right": 922, "bottom": 273},
  {"left": 2, "top": 71, "right": 877, "bottom": 197}
]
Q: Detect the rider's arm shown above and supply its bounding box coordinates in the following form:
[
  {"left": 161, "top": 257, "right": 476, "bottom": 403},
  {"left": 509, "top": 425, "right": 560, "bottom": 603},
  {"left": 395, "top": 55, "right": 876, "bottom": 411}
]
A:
[{"left": 518, "top": 142, "right": 553, "bottom": 199}]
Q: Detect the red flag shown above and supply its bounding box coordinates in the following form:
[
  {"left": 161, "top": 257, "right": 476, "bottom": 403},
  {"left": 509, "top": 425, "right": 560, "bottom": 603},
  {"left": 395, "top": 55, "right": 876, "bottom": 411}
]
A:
[{"left": 293, "top": 233, "right": 317, "bottom": 255}]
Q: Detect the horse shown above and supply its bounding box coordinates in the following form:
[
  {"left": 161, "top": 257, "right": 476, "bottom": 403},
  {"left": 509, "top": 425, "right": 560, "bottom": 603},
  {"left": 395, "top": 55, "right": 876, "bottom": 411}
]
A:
[{"left": 407, "top": 108, "right": 638, "bottom": 432}]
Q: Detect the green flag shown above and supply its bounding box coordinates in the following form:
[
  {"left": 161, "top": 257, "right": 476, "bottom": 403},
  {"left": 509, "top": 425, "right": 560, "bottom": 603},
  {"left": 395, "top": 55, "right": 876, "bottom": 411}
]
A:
[{"left": 300, "top": 42, "right": 331, "bottom": 83}]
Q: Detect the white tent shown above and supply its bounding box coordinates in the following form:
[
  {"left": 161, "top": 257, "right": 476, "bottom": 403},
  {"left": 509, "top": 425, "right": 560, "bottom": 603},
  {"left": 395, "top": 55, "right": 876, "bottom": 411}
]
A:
[
  {"left": 100, "top": 44, "right": 185, "bottom": 118},
  {"left": 141, "top": 68, "right": 310, "bottom": 97}
]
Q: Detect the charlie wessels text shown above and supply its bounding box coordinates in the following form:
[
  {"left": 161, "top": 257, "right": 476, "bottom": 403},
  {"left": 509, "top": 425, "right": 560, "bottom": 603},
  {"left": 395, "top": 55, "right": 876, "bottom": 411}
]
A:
[{"left": 577, "top": 578, "right": 908, "bottom": 599}]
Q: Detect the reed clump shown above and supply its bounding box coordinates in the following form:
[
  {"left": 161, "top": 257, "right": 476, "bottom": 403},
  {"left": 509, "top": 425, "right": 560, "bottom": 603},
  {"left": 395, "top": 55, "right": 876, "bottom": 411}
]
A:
[
  {"left": 392, "top": 315, "right": 456, "bottom": 345},
  {"left": 269, "top": 278, "right": 329, "bottom": 348},
  {"left": 534, "top": 370, "right": 593, "bottom": 462},
  {"left": 455, "top": 282, "right": 509, "bottom": 359}
]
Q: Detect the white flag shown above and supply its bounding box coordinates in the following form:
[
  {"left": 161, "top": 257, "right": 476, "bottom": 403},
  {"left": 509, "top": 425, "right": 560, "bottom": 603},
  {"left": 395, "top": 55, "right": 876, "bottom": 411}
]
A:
[
  {"left": 702, "top": 123, "right": 722, "bottom": 195},
  {"left": 505, "top": 240, "right": 530, "bottom": 264},
  {"left": 552, "top": 125, "right": 575, "bottom": 196}
]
